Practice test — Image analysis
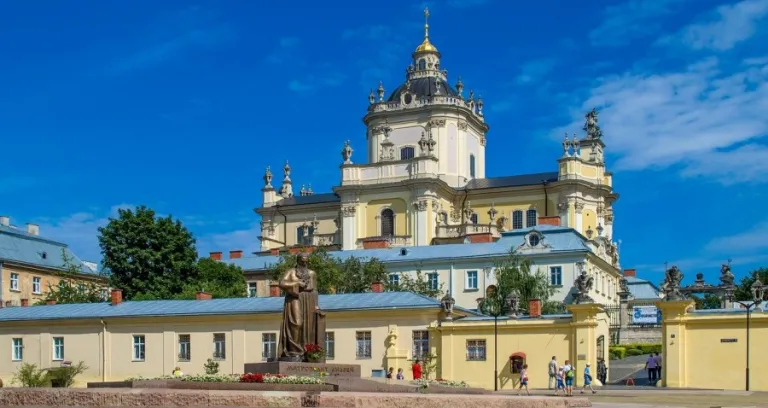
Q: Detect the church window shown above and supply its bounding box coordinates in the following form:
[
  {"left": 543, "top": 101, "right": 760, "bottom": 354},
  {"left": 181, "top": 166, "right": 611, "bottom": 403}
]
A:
[
  {"left": 526, "top": 209, "right": 537, "bottom": 227},
  {"left": 512, "top": 210, "right": 523, "bottom": 229},
  {"left": 418, "top": 59, "right": 426, "bottom": 70},
  {"left": 381, "top": 209, "right": 395, "bottom": 237},
  {"left": 469, "top": 154, "right": 476, "bottom": 178},
  {"left": 469, "top": 213, "right": 478, "bottom": 225},
  {"left": 296, "top": 226, "right": 314, "bottom": 245},
  {"left": 400, "top": 146, "right": 415, "bottom": 160}
]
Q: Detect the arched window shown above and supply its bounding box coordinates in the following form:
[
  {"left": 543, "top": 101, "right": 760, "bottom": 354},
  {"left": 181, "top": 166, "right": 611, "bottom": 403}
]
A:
[
  {"left": 418, "top": 59, "right": 426, "bottom": 70},
  {"left": 469, "top": 154, "right": 476, "bottom": 178},
  {"left": 512, "top": 210, "right": 523, "bottom": 229},
  {"left": 381, "top": 209, "right": 395, "bottom": 237},
  {"left": 400, "top": 146, "right": 415, "bottom": 160},
  {"left": 526, "top": 209, "right": 537, "bottom": 227},
  {"left": 470, "top": 213, "right": 478, "bottom": 225}
]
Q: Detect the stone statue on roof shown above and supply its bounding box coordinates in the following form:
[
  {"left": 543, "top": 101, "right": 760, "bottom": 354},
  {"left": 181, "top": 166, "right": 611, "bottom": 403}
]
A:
[
  {"left": 719, "top": 263, "right": 735, "bottom": 287},
  {"left": 661, "top": 265, "right": 685, "bottom": 301}
]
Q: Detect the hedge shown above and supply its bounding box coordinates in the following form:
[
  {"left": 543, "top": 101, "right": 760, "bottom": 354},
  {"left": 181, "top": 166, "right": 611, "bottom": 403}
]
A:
[
  {"left": 623, "top": 343, "right": 662, "bottom": 354},
  {"left": 625, "top": 348, "right": 645, "bottom": 356},
  {"left": 608, "top": 346, "right": 626, "bottom": 360}
]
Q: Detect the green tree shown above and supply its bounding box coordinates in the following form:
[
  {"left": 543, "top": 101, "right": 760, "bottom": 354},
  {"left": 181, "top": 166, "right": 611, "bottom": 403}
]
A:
[
  {"left": 387, "top": 269, "right": 445, "bottom": 298},
  {"left": 491, "top": 249, "right": 556, "bottom": 314},
  {"left": 174, "top": 258, "right": 247, "bottom": 300},
  {"left": 734, "top": 267, "right": 768, "bottom": 302},
  {"left": 98, "top": 206, "right": 198, "bottom": 300},
  {"left": 38, "top": 248, "right": 105, "bottom": 305},
  {"left": 694, "top": 293, "right": 723, "bottom": 310},
  {"left": 269, "top": 248, "right": 342, "bottom": 294}
]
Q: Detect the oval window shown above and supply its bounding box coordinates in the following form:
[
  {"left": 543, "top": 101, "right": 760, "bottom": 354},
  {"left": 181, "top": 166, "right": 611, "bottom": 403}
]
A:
[
  {"left": 404, "top": 93, "right": 413, "bottom": 104},
  {"left": 529, "top": 235, "right": 540, "bottom": 247}
]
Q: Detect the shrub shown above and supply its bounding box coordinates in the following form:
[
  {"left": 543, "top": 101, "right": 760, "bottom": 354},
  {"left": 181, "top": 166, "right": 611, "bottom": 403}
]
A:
[
  {"left": 12, "top": 363, "right": 50, "bottom": 387},
  {"left": 608, "top": 346, "right": 626, "bottom": 360},
  {"left": 204, "top": 358, "right": 220, "bottom": 375},
  {"left": 622, "top": 343, "right": 662, "bottom": 354},
  {"left": 47, "top": 361, "right": 88, "bottom": 387},
  {"left": 625, "top": 348, "right": 644, "bottom": 356}
]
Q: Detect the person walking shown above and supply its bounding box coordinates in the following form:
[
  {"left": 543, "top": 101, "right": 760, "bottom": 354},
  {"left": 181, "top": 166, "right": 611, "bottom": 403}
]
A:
[
  {"left": 580, "top": 363, "right": 597, "bottom": 394},
  {"left": 554, "top": 366, "right": 566, "bottom": 396},
  {"left": 654, "top": 352, "right": 662, "bottom": 380},
  {"left": 411, "top": 360, "right": 423, "bottom": 380},
  {"left": 645, "top": 354, "right": 658, "bottom": 384},
  {"left": 597, "top": 358, "right": 608, "bottom": 385},
  {"left": 548, "top": 356, "right": 558, "bottom": 389},
  {"left": 516, "top": 364, "right": 530, "bottom": 396},
  {"left": 563, "top": 360, "right": 575, "bottom": 397}
]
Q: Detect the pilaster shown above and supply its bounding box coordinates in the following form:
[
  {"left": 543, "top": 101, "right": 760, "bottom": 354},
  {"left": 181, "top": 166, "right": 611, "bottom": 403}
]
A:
[
  {"left": 384, "top": 325, "right": 408, "bottom": 374},
  {"left": 414, "top": 200, "right": 428, "bottom": 246},
  {"left": 567, "top": 303, "right": 604, "bottom": 385},
  {"left": 656, "top": 300, "right": 695, "bottom": 388},
  {"left": 574, "top": 201, "right": 584, "bottom": 233},
  {"left": 557, "top": 201, "right": 569, "bottom": 227}
]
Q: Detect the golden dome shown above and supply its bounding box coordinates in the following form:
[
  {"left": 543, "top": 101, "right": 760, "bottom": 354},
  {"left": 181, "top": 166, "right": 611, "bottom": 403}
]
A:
[{"left": 414, "top": 8, "right": 439, "bottom": 54}]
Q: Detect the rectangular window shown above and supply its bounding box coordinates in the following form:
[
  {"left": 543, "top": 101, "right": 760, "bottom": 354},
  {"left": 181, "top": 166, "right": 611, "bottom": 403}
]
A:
[
  {"left": 512, "top": 211, "right": 523, "bottom": 229},
  {"left": 469, "top": 154, "right": 476, "bottom": 178},
  {"left": 133, "top": 335, "right": 145, "bottom": 361},
  {"left": 465, "top": 271, "right": 478, "bottom": 290},
  {"left": 213, "top": 333, "right": 226, "bottom": 360},
  {"left": 412, "top": 330, "right": 429, "bottom": 360},
  {"left": 178, "top": 334, "right": 190, "bottom": 361},
  {"left": 550, "top": 266, "right": 563, "bottom": 286},
  {"left": 466, "top": 340, "right": 486, "bottom": 361},
  {"left": 262, "top": 333, "right": 277, "bottom": 361},
  {"left": 12, "top": 338, "right": 23, "bottom": 361},
  {"left": 248, "top": 282, "right": 257, "bottom": 298},
  {"left": 526, "top": 209, "right": 538, "bottom": 227},
  {"left": 400, "top": 146, "right": 415, "bottom": 160},
  {"left": 32, "top": 277, "right": 42, "bottom": 294},
  {"left": 52, "top": 337, "right": 65, "bottom": 361},
  {"left": 428, "top": 273, "right": 439, "bottom": 291},
  {"left": 355, "top": 331, "right": 372, "bottom": 359},
  {"left": 388, "top": 274, "right": 399, "bottom": 287},
  {"left": 10, "top": 273, "right": 19, "bottom": 291},
  {"left": 325, "top": 332, "right": 335, "bottom": 360}
]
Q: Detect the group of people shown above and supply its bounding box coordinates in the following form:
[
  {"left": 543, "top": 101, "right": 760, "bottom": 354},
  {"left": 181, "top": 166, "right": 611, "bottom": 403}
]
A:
[
  {"left": 539, "top": 356, "right": 608, "bottom": 396},
  {"left": 385, "top": 359, "right": 422, "bottom": 381},
  {"left": 645, "top": 352, "right": 663, "bottom": 384}
]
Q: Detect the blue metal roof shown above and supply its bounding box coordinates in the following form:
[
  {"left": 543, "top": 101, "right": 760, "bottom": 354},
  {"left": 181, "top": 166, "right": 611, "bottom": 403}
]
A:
[
  {"left": 0, "top": 291, "right": 452, "bottom": 322},
  {"left": 0, "top": 225, "right": 99, "bottom": 276},
  {"left": 625, "top": 276, "right": 662, "bottom": 300},
  {"left": 231, "top": 225, "right": 590, "bottom": 272}
]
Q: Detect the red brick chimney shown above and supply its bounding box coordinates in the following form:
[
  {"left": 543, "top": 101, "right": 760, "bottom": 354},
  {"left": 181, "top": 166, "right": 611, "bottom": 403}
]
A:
[
  {"left": 370, "top": 281, "right": 384, "bottom": 293},
  {"left": 623, "top": 269, "right": 637, "bottom": 278},
  {"left": 229, "top": 250, "right": 243, "bottom": 259},
  {"left": 538, "top": 216, "right": 561, "bottom": 227},
  {"left": 465, "top": 233, "right": 494, "bottom": 243},
  {"left": 111, "top": 289, "right": 123, "bottom": 306},
  {"left": 46, "top": 300, "right": 57, "bottom": 305},
  {"left": 269, "top": 283, "right": 281, "bottom": 297},
  {"left": 196, "top": 291, "right": 212, "bottom": 300},
  {"left": 20, "top": 298, "right": 29, "bottom": 307},
  {"left": 529, "top": 299, "right": 542, "bottom": 318},
  {"left": 210, "top": 251, "right": 223, "bottom": 261}
]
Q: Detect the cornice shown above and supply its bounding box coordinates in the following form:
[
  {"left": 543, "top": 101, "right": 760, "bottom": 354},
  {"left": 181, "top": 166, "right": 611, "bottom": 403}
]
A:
[{"left": 363, "top": 104, "right": 490, "bottom": 133}]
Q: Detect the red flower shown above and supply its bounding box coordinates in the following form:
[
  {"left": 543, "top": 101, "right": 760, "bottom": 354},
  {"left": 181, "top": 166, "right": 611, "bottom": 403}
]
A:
[
  {"left": 304, "top": 343, "right": 323, "bottom": 353},
  {"left": 240, "top": 373, "right": 264, "bottom": 383}
]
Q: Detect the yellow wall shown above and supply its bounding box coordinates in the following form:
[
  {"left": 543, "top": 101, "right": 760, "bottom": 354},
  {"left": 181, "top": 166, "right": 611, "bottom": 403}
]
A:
[
  {"left": 658, "top": 301, "right": 768, "bottom": 392},
  {"left": 364, "top": 197, "right": 409, "bottom": 237},
  {"left": 581, "top": 210, "right": 597, "bottom": 236},
  {"left": 1, "top": 263, "right": 105, "bottom": 305}
]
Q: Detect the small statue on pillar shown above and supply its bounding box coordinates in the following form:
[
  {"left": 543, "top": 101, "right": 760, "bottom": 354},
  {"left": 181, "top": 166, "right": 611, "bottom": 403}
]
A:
[
  {"left": 572, "top": 270, "right": 595, "bottom": 304},
  {"left": 719, "top": 262, "right": 735, "bottom": 287},
  {"left": 661, "top": 265, "right": 685, "bottom": 301}
]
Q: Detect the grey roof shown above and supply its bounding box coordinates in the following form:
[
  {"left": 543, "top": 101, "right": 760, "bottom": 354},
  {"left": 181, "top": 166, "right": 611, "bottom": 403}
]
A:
[
  {"left": 231, "top": 225, "right": 590, "bottom": 272},
  {"left": 276, "top": 193, "right": 340, "bottom": 207},
  {"left": 0, "top": 291, "right": 456, "bottom": 322},
  {"left": 0, "top": 225, "right": 100, "bottom": 276},
  {"left": 625, "top": 276, "right": 662, "bottom": 300},
  {"left": 465, "top": 172, "right": 559, "bottom": 190},
  {"left": 387, "top": 77, "right": 460, "bottom": 102}
]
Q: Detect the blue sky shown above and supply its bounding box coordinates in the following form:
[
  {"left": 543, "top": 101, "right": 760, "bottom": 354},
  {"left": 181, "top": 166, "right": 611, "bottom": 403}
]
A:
[{"left": 2, "top": 0, "right": 767, "bottom": 286}]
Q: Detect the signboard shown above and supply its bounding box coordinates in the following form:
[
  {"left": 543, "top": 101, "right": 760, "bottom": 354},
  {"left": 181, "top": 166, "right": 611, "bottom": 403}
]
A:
[
  {"left": 632, "top": 305, "right": 662, "bottom": 325},
  {"left": 721, "top": 338, "right": 738, "bottom": 343}
]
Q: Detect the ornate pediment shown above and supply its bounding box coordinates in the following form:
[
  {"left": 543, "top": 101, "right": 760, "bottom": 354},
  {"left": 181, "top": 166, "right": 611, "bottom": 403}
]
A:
[{"left": 516, "top": 230, "right": 552, "bottom": 252}]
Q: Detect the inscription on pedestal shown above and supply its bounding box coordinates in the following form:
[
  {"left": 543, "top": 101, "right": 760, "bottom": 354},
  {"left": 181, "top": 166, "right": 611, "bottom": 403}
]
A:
[{"left": 244, "top": 362, "right": 361, "bottom": 378}]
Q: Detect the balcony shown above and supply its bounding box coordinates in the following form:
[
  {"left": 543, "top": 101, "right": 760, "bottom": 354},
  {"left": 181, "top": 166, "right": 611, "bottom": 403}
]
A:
[
  {"left": 309, "top": 233, "right": 339, "bottom": 247},
  {"left": 436, "top": 223, "right": 501, "bottom": 239},
  {"left": 357, "top": 235, "right": 412, "bottom": 249}
]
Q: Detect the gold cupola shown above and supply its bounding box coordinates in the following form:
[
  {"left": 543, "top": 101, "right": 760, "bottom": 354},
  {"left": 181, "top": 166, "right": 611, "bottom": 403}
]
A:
[{"left": 414, "top": 8, "right": 439, "bottom": 54}]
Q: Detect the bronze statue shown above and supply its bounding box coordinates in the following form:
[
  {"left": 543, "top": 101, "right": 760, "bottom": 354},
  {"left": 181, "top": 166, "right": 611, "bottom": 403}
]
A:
[{"left": 277, "top": 253, "right": 325, "bottom": 361}]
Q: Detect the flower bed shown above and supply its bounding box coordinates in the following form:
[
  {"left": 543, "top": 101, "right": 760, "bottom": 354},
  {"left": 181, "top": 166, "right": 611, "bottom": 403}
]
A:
[
  {"left": 411, "top": 378, "right": 469, "bottom": 388},
  {"left": 126, "top": 373, "right": 323, "bottom": 385}
]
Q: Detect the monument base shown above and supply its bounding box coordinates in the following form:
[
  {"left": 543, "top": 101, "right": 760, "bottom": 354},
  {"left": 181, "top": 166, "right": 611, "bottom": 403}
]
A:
[{"left": 244, "top": 361, "right": 361, "bottom": 378}]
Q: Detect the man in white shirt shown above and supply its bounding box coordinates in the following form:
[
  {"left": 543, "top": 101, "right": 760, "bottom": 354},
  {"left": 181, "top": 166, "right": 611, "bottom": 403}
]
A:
[{"left": 548, "top": 356, "right": 558, "bottom": 389}]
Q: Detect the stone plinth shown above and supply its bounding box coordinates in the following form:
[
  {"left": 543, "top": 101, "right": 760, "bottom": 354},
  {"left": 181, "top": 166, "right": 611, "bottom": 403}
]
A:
[{"left": 244, "top": 361, "right": 361, "bottom": 378}]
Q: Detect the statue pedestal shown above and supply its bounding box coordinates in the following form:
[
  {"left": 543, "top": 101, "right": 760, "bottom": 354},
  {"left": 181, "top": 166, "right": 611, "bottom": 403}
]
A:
[{"left": 244, "top": 361, "right": 361, "bottom": 378}]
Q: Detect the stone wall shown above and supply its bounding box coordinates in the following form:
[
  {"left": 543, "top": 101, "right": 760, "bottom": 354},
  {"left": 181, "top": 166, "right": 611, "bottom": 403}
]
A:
[{"left": 615, "top": 327, "right": 662, "bottom": 344}]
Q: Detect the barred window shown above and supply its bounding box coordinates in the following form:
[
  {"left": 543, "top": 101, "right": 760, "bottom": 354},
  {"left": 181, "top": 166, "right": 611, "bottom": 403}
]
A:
[
  {"left": 512, "top": 211, "right": 523, "bottom": 229},
  {"left": 325, "top": 332, "right": 335, "bottom": 360},
  {"left": 466, "top": 340, "right": 486, "bottom": 361},
  {"left": 262, "top": 333, "right": 277, "bottom": 361},
  {"left": 213, "top": 333, "right": 226, "bottom": 360},
  {"left": 412, "top": 331, "right": 429, "bottom": 360},
  {"left": 381, "top": 209, "right": 395, "bottom": 237},
  {"left": 401, "top": 146, "right": 415, "bottom": 160},
  {"left": 356, "top": 331, "right": 372, "bottom": 359},
  {"left": 526, "top": 209, "right": 537, "bottom": 227},
  {"left": 178, "top": 334, "right": 191, "bottom": 361}
]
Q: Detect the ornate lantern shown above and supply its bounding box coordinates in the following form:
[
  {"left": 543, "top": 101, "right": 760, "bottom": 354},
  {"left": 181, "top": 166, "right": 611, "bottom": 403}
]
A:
[
  {"left": 440, "top": 293, "right": 456, "bottom": 321},
  {"left": 751, "top": 279, "right": 765, "bottom": 303}
]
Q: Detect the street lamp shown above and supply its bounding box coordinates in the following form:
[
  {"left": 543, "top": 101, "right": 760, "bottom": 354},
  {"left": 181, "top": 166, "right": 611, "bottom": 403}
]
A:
[
  {"left": 733, "top": 279, "right": 764, "bottom": 391},
  {"left": 478, "top": 285, "right": 510, "bottom": 392}
]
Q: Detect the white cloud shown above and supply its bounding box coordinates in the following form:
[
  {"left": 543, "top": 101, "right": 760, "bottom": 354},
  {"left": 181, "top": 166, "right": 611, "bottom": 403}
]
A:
[
  {"left": 678, "top": 0, "right": 768, "bottom": 51},
  {"left": 514, "top": 59, "right": 557, "bottom": 85},
  {"left": 589, "top": 0, "right": 686, "bottom": 47},
  {"left": 705, "top": 221, "right": 768, "bottom": 253},
  {"left": 195, "top": 223, "right": 262, "bottom": 259}
]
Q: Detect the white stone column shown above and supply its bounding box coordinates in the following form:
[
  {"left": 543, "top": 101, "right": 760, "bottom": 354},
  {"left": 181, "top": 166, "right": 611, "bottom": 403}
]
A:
[
  {"left": 574, "top": 201, "right": 584, "bottom": 233},
  {"left": 414, "top": 200, "right": 428, "bottom": 246},
  {"left": 341, "top": 204, "right": 358, "bottom": 250},
  {"left": 557, "top": 201, "right": 569, "bottom": 227}
]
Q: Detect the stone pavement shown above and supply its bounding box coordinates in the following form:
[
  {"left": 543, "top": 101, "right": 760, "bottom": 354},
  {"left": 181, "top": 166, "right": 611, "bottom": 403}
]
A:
[{"left": 501, "top": 388, "right": 768, "bottom": 408}]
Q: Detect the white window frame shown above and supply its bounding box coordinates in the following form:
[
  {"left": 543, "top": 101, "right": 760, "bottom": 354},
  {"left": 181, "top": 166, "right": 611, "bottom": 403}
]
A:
[
  {"left": 550, "top": 266, "right": 563, "bottom": 286},
  {"left": 248, "top": 282, "right": 257, "bottom": 298},
  {"left": 12, "top": 338, "right": 23, "bottom": 361},
  {"left": 52, "top": 337, "right": 64, "bottom": 361},
  {"left": 262, "top": 333, "right": 277, "bottom": 361},
  {"left": 213, "top": 333, "right": 226, "bottom": 360},
  {"left": 132, "top": 335, "right": 146, "bottom": 361},
  {"left": 512, "top": 211, "right": 524, "bottom": 230},
  {"left": 526, "top": 209, "right": 538, "bottom": 227},
  {"left": 388, "top": 274, "right": 400, "bottom": 287},
  {"left": 10, "top": 273, "right": 19, "bottom": 291},
  {"left": 428, "top": 272, "right": 439, "bottom": 291},
  {"left": 32, "top": 277, "right": 42, "bottom": 294},
  {"left": 412, "top": 330, "right": 430, "bottom": 360},
  {"left": 178, "top": 334, "right": 190, "bottom": 361},
  {"left": 325, "top": 332, "right": 335, "bottom": 360},
  {"left": 466, "top": 339, "right": 486, "bottom": 361},
  {"left": 465, "top": 270, "right": 478, "bottom": 290},
  {"left": 355, "top": 331, "right": 372, "bottom": 359}
]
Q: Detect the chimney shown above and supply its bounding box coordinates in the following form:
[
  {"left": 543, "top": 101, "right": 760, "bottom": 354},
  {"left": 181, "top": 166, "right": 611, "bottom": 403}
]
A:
[
  {"left": 537, "top": 216, "right": 561, "bottom": 227},
  {"left": 196, "top": 291, "right": 213, "bottom": 300},
  {"left": 46, "top": 300, "right": 57, "bottom": 305},
  {"left": 5, "top": 301, "right": 11, "bottom": 307},
  {"left": 210, "top": 251, "right": 223, "bottom": 261},
  {"left": 623, "top": 269, "right": 636, "bottom": 278},
  {"left": 0, "top": 216, "right": 9, "bottom": 227},
  {"left": 529, "top": 299, "right": 542, "bottom": 318},
  {"left": 370, "top": 281, "right": 384, "bottom": 293},
  {"left": 269, "top": 283, "right": 281, "bottom": 297},
  {"left": 229, "top": 250, "right": 243, "bottom": 259},
  {"left": 26, "top": 223, "right": 40, "bottom": 236},
  {"left": 111, "top": 289, "right": 123, "bottom": 306},
  {"left": 21, "top": 299, "right": 29, "bottom": 307}
]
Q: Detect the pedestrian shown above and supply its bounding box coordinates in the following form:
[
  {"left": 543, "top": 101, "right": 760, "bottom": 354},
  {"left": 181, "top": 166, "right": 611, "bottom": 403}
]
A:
[
  {"left": 580, "top": 363, "right": 597, "bottom": 394},
  {"left": 516, "top": 364, "right": 530, "bottom": 396},
  {"left": 645, "top": 354, "right": 658, "bottom": 384},
  {"left": 563, "top": 360, "right": 575, "bottom": 396},
  {"left": 411, "top": 360, "right": 422, "bottom": 380},
  {"left": 554, "top": 366, "right": 565, "bottom": 396},
  {"left": 386, "top": 367, "right": 394, "bottom": 380},
  {"left": 548, "top": 356, "right": 558, "bottom": 389},
  {"left": 654, "top": 352, "right": 662, "bottom": 380},
  {"left": 597, "top": 358, "right": 608, "bottom": 385},
  {"left": 396, "top": 368, "right": 404, "bottom": 380}
]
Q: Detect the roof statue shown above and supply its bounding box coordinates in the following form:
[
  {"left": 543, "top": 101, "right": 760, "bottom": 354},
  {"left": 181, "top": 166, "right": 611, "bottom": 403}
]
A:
[
  {"left": 661, "top": 265, "right": 685, "bottom": 301},
  {"left": 719, "top": 262, "right": 735, "bottom": 287},
  {"left": 583, "top": 108, "right": 603, "bottom": 140}
]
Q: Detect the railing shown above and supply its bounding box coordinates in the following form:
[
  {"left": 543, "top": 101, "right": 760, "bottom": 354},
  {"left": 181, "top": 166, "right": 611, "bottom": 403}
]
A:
[
  {"left": 356, "top": 235, "right": 412, "bottom": 248},
  {"left": 436, "top": 223, "right": 500, "bottom": 238},
  {"left": 311, "top": 233, "right": 338, "bottom": 247}
]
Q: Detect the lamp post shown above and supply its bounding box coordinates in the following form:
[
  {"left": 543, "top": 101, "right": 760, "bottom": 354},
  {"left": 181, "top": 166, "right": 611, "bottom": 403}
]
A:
[
  {"left": 478, "top": 285, "right": 511, "bottom": 391},
  {"left": 733, "top": 279, "right": 764, "bottom": 391}
]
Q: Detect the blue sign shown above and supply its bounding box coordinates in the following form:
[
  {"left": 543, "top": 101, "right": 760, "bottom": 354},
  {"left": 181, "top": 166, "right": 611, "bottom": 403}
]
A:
[{"left": 632, "top": 306, "right": 661, "bottom": 324}]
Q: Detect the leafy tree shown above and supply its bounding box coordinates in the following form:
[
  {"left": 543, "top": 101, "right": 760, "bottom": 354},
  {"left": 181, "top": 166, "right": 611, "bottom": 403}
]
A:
[
  {"left": 174, "top": 258, "right": 247, "bottom": 300},
  {"left": 269, "top": 248, "right": 387, "bottom": 294},
  {"left": 270, "top": 248, "right": 342, "bottom": 294},
  {"left": 98, "top": 206, "right": 198, "bottom": 300},
  {"left": 734, "top": 267, "right": 768, "bottom": 302},
  {"left": 490, "top": 249, "right": 556, "bottom": 314},
  {"left": 387, "top": 269, "right": 445, "bottom": 299},
  {"left": 694, "top": 293, "right": 723, "bottom": 310},
  {"left": 38, "top": 248, "right": 105, "bottom": 305}
]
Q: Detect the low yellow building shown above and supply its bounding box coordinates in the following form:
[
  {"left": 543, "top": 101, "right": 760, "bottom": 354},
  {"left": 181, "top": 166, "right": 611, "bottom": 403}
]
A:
[
  {"left": 658, "top": 300, "right": 768, "bottom": 392},
  {"left": 1, "top": 217, "right": 106, "bottom": 307}
]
